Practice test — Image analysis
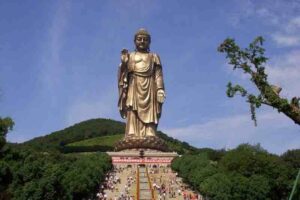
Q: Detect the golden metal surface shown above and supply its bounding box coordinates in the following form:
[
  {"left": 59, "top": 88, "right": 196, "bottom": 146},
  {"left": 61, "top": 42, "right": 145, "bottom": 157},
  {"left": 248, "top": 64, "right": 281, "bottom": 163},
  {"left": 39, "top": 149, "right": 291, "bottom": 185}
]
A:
[{"left": 118, "top": 28, "right": 165, "bottom": 138}]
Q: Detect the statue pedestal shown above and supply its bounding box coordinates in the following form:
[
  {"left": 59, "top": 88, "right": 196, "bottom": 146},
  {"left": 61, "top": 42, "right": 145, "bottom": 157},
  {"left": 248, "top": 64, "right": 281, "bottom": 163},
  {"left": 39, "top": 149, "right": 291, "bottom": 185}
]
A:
[
  {"left": 107, "top": 149, "right": 178, "bottom": 167},
  {"left": 114, "top": 136, "right": 169, "bottom": 152}
]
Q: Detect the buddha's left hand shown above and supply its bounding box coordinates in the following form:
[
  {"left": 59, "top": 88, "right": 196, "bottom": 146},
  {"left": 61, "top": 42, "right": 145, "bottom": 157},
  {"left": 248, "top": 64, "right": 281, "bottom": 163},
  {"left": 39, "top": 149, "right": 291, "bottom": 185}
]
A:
[{"left": 157, "top": 89, "right": 166, "bottom": 103}]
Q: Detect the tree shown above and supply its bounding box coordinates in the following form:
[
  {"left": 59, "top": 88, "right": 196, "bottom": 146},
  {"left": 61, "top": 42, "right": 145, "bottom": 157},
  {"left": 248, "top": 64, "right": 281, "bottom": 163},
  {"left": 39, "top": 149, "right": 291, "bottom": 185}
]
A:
[
  {"left": 218, "top": 37, "right": 300, "bottom": 126},
  {"left": 282, "top": 149, "right": 300, "bottom": 169},
  {"left": 219, "top": 144, "right": 292, "bottom": 200},
  {"left": 200, "top": 173, "right": 232, "bottom": 200},
  {"left": 0, "top": 117, "right": 14, "bottom": 150},
  {"left": 2, "top": 149, "right": 112, "bottom": 199}
]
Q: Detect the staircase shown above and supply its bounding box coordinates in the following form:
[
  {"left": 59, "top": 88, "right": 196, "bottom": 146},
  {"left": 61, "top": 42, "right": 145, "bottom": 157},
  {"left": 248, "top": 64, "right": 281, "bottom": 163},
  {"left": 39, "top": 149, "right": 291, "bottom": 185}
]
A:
[{"left": 137, "top": 166, "right": 155, "bottom": 200}]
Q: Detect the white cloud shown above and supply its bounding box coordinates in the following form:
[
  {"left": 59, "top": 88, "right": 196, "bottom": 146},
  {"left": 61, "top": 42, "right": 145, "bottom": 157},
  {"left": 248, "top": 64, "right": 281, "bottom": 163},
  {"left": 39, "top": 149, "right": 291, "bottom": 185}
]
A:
[
  {"left": 272, "top": 34, "right": 300, "bottom": 47},
  {"left": 65, "top": 88, "right": 119, "bottom": 126},
  {"left": 286, "top": 16, "right": 300, "bottom": 32},
  {"left": 66, "top": 100, "right": 111, "bottom": 126},
  {"left": 38, "top": 0, "right": 71, "bottom": 102},
  {"left": 271, "top": 15, "right": 300, "bottom": 47},
  {"left": 163, "top": 110, "right": 299, "bottom": 154},
  {"left": 228, "top": 0, "right": 294, "bottom": 27},
  {"left": 230, "top": 1, "right": 300, "bottom": 47},
  {"left": 227, "top": 0, "right": 255, "bottom": 27},
  {"left": 267, "top": 50, "right": 300, "bottom": 98}
]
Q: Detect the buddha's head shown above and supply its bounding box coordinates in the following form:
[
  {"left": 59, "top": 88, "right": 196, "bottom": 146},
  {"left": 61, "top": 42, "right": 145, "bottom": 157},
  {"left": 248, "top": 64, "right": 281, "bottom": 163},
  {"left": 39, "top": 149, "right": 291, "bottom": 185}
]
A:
[{"left": 134, "top": 28, "right": 151, "bottom": 52}]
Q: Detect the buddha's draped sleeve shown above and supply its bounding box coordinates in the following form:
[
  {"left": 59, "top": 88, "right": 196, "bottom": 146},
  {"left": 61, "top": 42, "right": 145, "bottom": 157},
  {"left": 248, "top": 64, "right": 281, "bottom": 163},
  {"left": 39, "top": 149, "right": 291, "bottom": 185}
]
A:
[
  {"left": 153, "top": 53, "right": 164, "bottom": 90},
  {"left": 117, "top": 62, "right": 128, "bottom": 119}
]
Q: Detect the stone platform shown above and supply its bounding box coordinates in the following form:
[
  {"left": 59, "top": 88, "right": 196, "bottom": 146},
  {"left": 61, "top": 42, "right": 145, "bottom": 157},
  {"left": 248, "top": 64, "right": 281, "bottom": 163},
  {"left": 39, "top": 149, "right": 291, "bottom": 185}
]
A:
[{"left": 107, "top": 149, "right": 178, "bottom": 167}]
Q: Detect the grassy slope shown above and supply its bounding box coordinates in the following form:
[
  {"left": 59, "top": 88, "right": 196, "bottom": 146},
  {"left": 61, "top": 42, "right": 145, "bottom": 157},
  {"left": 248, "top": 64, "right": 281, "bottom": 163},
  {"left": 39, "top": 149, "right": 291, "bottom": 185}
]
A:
[
  {"left": 67, "top": 134, "right": 123, "bottom": 147},
  {"left": 67, "top": 133, "right": 197, "bottom": 154}
]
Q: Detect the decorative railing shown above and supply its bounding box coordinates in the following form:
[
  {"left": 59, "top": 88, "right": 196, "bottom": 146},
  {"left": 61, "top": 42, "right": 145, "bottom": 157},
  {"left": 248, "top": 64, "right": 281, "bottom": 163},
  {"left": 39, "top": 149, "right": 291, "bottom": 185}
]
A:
[{"left": 136, "top": 166, "right": 140, "bottom": 200}]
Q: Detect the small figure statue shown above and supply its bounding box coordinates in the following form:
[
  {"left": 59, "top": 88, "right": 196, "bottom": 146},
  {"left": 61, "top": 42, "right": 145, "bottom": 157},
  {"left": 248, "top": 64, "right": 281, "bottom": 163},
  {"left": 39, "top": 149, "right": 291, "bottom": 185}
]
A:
[
  {"left": 118, "top": 28, "right": 165, "bottom": 138},
  {"left": 271, "top": 85, "right": 282, "bottom": 95},
  {"left": 291, "top": 97, "right": 300, "bottom": 108}
]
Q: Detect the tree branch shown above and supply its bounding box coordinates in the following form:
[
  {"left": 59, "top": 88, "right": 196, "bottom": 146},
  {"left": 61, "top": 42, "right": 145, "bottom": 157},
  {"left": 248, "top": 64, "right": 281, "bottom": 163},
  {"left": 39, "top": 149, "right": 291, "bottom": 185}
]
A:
[{"left": 218, "top": 37, "right": 300, "bottom": 126}]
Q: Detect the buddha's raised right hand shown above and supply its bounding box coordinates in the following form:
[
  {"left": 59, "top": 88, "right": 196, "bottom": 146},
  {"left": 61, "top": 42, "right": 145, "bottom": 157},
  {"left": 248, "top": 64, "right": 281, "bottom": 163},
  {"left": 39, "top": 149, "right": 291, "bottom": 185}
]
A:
[{"left": 121, "top": 49, "right": 129, "bottom": 64}]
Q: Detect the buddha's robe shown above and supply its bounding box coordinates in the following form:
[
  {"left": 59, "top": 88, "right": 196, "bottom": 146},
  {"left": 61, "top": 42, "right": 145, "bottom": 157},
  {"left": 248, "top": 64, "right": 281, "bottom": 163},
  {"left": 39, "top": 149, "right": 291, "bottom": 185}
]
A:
[{"left": 118, "top": 51, "right": 164, "bottom": 138}]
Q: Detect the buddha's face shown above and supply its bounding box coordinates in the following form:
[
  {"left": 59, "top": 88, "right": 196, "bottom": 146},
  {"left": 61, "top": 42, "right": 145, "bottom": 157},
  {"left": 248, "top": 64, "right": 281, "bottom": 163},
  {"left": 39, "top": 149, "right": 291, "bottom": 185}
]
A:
[{"left": 135, "top": 34, "right": 150, "bottom": 52}]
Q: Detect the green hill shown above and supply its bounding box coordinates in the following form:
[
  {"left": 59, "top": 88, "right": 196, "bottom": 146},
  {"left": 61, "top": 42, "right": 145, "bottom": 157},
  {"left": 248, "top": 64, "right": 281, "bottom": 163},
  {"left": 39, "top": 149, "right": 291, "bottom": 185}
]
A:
[
  {"left": 20, "top": 118, "right": 197, "bottom": 154},
  {"left": 67, "top": 134, "right": 123, "bottom": 147}
]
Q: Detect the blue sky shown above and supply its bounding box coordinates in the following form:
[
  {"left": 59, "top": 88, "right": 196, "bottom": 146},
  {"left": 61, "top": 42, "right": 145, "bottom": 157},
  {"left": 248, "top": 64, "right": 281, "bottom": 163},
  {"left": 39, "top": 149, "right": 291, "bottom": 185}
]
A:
[{"left": 0, "top": 0, "right": 299, "bottom": 154}]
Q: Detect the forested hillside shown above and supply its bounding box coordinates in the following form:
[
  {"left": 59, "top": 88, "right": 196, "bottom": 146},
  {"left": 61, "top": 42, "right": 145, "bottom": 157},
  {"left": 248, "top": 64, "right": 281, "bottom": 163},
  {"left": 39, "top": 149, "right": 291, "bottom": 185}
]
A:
[
  {"left": 20, "top": 118, "right": 197, "bottom": 154},
  {"left": 21, "top": 118, "right": 124, "bottom": 152},
  {"left": 172, "top": 144, "right": 300, "bottom": 200}
]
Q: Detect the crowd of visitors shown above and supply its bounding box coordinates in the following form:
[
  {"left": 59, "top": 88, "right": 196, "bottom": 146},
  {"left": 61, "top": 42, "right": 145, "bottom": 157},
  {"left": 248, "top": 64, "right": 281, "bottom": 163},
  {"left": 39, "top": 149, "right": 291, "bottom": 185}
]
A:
[
  {"left": 97, "top": 165, "right": 203, "bottom": 200},
  {"left": 96, "top": 166, "right": 136, "bottom": 200},
  {"left": 149, "top": 166, "right": 203, "bottom": 200}
]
